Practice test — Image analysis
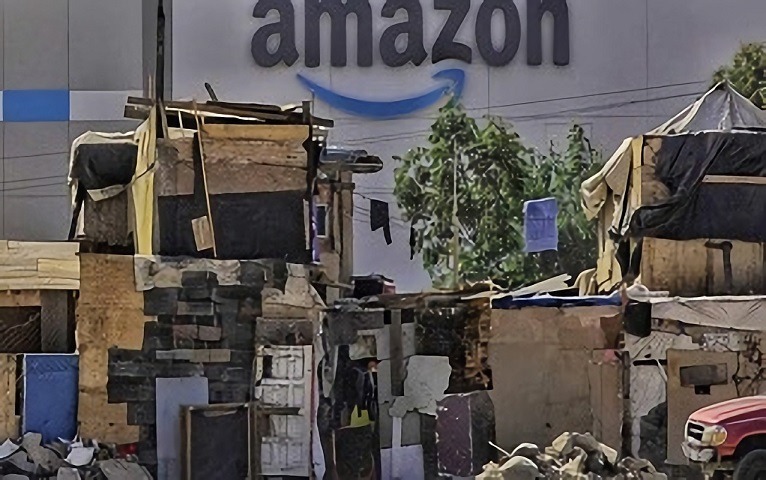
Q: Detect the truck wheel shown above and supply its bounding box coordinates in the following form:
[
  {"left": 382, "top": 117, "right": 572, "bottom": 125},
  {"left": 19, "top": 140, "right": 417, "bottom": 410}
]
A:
[{"left": 734, "top": 450, "right": 766, "bottom": 480}]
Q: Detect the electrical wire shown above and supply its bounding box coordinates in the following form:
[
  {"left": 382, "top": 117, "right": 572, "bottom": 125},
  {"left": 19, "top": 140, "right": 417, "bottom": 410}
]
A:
[
  {"left": 330, "top": 79, "right": 707, "bottom": 122},
  {"left": 334, "top": 89, "right": 704, "bottom": 144}
]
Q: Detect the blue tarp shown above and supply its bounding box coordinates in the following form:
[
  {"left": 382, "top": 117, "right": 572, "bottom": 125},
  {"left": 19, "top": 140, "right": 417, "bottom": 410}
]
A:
[
  {"left": 23, "top": 354, "right": 79, "bottom": 443},
  {"left": 492, "top": 293, "right": 621, "bottom": 309},
  {"left": 523, "top": 198, "right": 559, "bottom": 253}
]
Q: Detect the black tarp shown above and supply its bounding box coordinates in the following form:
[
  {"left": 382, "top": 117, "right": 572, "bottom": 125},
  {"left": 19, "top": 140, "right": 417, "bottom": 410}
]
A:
[
  {"left": 158, "top": 191, "right": 309, "bottom": 262},
  {"left": 71, "top": 143, "right": 137, "bottom": 190},
  {"left": 629, "top": 131, "right": 766, "bottom": 241}
]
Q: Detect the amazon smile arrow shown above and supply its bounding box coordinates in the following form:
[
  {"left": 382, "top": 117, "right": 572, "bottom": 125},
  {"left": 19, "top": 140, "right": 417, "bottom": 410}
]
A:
[{"left": 296, "top": 68, "right": 466, "bottom": 119}]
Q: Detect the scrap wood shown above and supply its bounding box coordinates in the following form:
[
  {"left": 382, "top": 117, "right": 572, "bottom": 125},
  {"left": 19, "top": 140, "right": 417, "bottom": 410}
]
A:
[{"left": 192, "top": 100, "right": 218, "bottom": 258}]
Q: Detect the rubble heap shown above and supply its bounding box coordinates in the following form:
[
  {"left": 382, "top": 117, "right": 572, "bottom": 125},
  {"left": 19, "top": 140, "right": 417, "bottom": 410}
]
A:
[
  {"left": 0, "top": 433, "right": 150, "bottom": 479},
  {"left": 479, "top": 432, "right": 667, "bottom": 480}
]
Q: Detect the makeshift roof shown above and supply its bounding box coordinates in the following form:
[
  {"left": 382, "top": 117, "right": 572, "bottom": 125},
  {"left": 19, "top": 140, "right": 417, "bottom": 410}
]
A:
[
  {"left": 581, "top": 81, "right": 766, "bottom": 230},
  {"left": 125, "top": 96, "right": 334, "bottom": 129}
]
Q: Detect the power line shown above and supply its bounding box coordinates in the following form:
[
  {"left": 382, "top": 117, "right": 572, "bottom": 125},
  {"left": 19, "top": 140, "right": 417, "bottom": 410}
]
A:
[
  {"left": 330, "top": 79, "right": 707, "bottom": 122},
  {"left": 0, "top": 181, "right": 65, "bottom": 194},
  {"left": 466, "top": 79, "right": 707, "bottom": 111},
  {"left": 334, "top": 89, "right": 703, "bottom": 144}
]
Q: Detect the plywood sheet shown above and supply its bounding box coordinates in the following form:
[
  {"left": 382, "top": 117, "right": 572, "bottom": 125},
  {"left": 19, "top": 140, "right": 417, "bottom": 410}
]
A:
[
  {"left": 201, "top": 124, "right": 309, "bottom": 194},
  {"left": 666, "top": 349, "right": 738, "bottom": 465},
  {"left": 0, "top": 354, "right": 17, "bottom": 439},
  {"left": 641, "top": 237, "right": 766, "bottom": 296},
  {"left": 77, "top": 254, "right": 145, "bottom": 444},
  {"left": 588, "top": 350, "right": 622, "bottom": 452},
  {"left": 489, "top": 307, "right": 620, "bottom": 450}
]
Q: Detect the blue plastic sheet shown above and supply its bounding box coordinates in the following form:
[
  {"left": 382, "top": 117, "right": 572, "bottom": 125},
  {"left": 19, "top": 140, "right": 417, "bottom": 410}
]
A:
[
  {"left": 492, "top": 293, "right": 621, "bottom": 309},
  {"left": 23, "top": 354, "right": 79, "bottom": 443}
]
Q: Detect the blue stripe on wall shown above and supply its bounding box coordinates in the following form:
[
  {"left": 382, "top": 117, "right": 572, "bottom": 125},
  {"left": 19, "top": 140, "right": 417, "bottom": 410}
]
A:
[{"left": 4, "top": 90, "right": 70, "bottom": 122}]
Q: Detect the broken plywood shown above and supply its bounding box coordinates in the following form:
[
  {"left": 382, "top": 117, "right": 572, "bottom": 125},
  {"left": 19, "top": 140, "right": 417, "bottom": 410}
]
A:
[
  {"left": 390, "top": 356, "right": 451, "bottom": 417},
  {"left": 640, "top": 237, "right": 766, "bottom": 296},
  {"left": 666, "top": 349, "right": 738, "bottom": 465},
  {"left": 0, "top": 241, "right": 79, "bottom": 290},
  {"left": 0, "top": 355, "right": 17, "bottom": 440},
  {"left": 77, "top": 254, "right": 145, "bottom": 444},
  {"left": 489, "top": 306, "right": 621, "bottom": 450},
  {"left": 261, "top": 264, "right": 325, "bottom": 320},
  {"left": 587, "top": 350, "right": 622, "bottom": 452}
]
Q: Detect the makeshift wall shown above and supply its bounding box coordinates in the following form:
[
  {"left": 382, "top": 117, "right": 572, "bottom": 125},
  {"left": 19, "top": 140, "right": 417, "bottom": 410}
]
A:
[
  {"left": 119, "top": 256, "right": 281, "bottom": 475},
  {"left": 77, "top": 254, "right": 145, "bottom": 444},
  {"left": 320, "top": 298, "right": 494, "bottom": 479},
  {"left": 489, "top": 305, "right": 622, "bottom": 451},
  {"left": 640, "top": 237, "right": 766, "bottom": 296},
  {"left": 153, "top": 125, "right": 311, "bottom": 262}
]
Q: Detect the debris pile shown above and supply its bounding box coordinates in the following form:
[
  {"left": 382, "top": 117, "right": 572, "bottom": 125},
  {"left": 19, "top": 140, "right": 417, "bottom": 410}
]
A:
[
  {"left": 479, "top": 433, "right": 667, "bottom": 480},
  {"left": 0, "top": 433, "right": 150, "bottom": 479}
]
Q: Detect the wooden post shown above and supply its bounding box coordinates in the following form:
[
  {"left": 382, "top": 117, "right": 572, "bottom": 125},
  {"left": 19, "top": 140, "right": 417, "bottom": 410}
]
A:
[{"left": 192, "top": 101, "right": 218, "bottom": 258}]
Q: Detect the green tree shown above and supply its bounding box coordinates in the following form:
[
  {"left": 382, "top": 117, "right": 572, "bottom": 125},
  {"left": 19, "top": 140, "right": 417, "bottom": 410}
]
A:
[
  {"left": 714, "top": 42, "right": 766, "bottom": 107},
  {"left": 394, "top": 104, "right": 602, "bottom": 288}
]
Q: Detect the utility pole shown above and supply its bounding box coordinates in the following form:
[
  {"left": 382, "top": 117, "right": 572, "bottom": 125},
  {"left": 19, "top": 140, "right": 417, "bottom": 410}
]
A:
[
  {"left": 451, "top": 143, "right": 460, "bottom": 289},
  {"left": 156, "top": 0, "right": 165, "bottom": 104}
]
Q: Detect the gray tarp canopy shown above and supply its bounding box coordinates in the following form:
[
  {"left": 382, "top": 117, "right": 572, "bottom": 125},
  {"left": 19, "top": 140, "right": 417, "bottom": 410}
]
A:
[{"left": 580, "top": 81, "right": 766, "bottom": 234}]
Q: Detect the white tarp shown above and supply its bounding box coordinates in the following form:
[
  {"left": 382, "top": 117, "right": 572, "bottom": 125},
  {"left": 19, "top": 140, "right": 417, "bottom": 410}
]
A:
[{"left": 646, "top": 295, "right": 766, "bottom": 331}]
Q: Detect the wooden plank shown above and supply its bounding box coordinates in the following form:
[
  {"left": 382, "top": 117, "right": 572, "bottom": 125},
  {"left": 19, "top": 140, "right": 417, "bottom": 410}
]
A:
[
  {"left": 702, "top": 175, "right": 766, "bottom": 185},
  {"left": 37, "top": 259, "right": 80, "bottom": 280},
  {"left": 0, "top": 355, "right": 17, "bottom": 440},
  {"left": 193, "top": 106, "right": 218, "bottom": 258},
  {"left": 202, "top": 124, "right": 309, "bottom": 142},
  {"left": 202, "top": 138, "right": 307, "bottom": 169},
  {"left": 0, "top": 290, "right": 40, "bottom": 307}
]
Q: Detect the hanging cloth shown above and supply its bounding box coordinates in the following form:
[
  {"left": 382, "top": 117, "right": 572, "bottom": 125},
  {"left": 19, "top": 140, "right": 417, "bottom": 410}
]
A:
[
  {"left": 523, "top": 197, "right": 559, "bottom": 253},
  {"left": 370, "top": 199, "right": 392, "bottom": 245}
]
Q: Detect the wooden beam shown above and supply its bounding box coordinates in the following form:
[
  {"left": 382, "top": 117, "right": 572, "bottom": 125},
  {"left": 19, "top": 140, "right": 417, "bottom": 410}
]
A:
[{"left": 702, "top": 175, "right": 766, "bottom": 185}]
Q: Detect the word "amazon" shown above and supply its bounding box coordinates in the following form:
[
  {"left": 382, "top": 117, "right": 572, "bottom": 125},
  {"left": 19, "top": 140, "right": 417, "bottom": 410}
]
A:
[{"left": 251, "top": 0, "right": 570, "bottom": 68}]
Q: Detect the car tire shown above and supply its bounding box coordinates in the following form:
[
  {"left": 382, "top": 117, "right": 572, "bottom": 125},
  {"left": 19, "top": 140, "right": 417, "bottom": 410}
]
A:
[{"left": 734, "top": 450, "right": 766, "bottom": 480}]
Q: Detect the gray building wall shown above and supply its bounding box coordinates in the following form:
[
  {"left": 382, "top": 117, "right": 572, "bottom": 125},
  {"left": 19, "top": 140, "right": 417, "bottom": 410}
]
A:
[
  {"left": 3, "top": 0, "right": 766, "bottom": 292},
  {"left": 169, "top": 0, "right": 766, "bottom": 291},
  {"left": 0, "top": 0, "right": 144, "bottom": 241}
]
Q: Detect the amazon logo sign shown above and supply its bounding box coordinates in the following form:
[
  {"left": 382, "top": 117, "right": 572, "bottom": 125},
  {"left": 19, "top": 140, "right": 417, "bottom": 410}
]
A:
[{"left": 251, "top": 0, "right": 570, "bottom": 119}]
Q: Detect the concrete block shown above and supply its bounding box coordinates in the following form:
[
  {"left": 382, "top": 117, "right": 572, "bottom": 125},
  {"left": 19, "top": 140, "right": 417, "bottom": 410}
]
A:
[
  {"left": 177, "top": 301, "right": 214, "bottom": 316},
  {"left": 155, "top": 350, "right": 194, "bottom": 361},
  {"left": 143, "top": 289, "right": 179, "bottom": 316},
  {"left": 197, "top": 326, "right": 222, "bottom": 342}
]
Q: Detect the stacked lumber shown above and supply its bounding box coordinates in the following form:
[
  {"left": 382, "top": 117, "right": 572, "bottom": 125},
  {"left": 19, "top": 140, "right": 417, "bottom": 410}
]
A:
[{"left": 0, "top": 241, "right": 79, "bottom": 290}]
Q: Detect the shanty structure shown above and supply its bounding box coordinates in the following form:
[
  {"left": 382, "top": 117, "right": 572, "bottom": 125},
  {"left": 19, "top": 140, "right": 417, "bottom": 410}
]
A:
[
  {"left": 63, "top": 97, "right": 382, "bottom": 478},
  {"left": 581, "top": 82, "right": 766, "bottom": 295}
]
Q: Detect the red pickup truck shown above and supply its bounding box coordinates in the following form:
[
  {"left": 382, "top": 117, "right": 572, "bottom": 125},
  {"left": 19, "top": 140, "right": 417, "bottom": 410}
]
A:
[{"left": 683, "top": 396, "right": 766, "bottom": 480}]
